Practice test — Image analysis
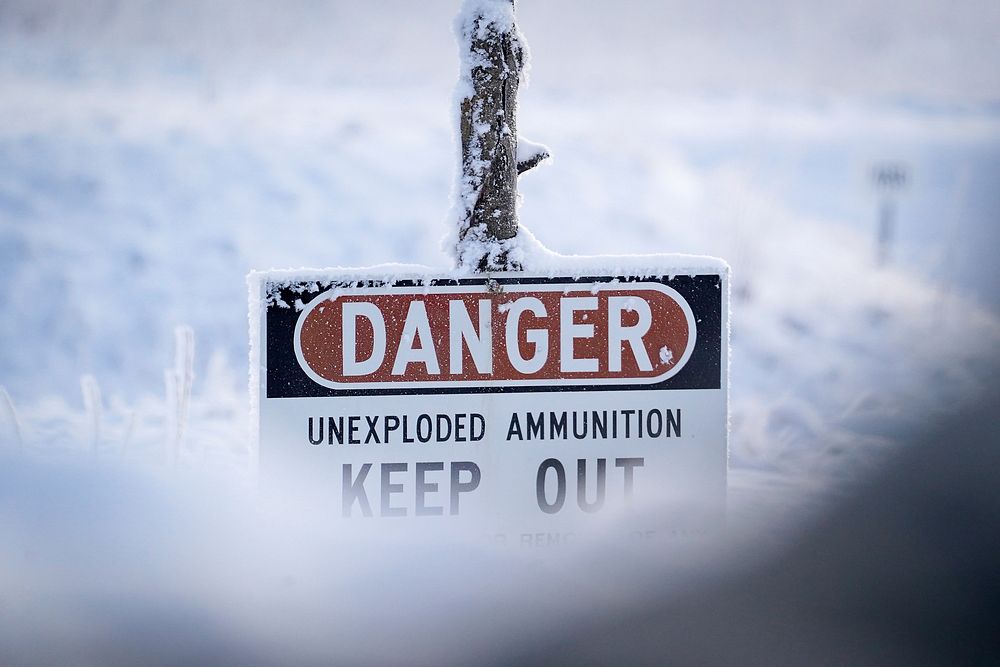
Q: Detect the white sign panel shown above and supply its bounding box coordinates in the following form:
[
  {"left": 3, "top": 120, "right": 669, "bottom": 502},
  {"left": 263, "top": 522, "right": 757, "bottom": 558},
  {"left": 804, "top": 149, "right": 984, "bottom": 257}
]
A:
[{"left": 251, "top": 269, "right": 728, "bottom": 540}]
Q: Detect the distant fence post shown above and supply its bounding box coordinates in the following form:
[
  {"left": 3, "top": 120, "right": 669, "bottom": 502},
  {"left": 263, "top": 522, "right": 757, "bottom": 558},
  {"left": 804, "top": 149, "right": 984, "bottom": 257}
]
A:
[
  {"left": 870, "top": 162, "right": 909, "bottom": 267},
  {"left": 454, "top": 0, "right": 548, "bottom": 272}
]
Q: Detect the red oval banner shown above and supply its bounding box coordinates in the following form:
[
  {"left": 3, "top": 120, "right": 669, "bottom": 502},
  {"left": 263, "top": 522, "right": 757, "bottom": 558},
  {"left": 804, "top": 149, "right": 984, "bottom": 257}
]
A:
[{"left": 294, "top": 283, "right": 696, "bottom": 389}]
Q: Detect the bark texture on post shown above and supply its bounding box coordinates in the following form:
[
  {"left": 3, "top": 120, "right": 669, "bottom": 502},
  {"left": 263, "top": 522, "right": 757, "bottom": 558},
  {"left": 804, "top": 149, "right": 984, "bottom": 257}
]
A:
[{"left": 454, "top": 0, "right": 548, "bottom": 273}]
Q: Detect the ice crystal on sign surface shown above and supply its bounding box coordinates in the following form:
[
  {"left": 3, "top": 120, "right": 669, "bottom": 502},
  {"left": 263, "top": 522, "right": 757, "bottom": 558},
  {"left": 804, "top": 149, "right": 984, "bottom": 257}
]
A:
[{"left": 659, "top": 346, "right": 674, "bottom": 365}]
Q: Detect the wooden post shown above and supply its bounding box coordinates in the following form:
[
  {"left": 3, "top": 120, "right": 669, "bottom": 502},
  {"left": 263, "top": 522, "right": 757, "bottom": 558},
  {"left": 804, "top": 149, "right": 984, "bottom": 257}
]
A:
[{"left": 455, "top": 0, "right": 548, "bottom": 272}]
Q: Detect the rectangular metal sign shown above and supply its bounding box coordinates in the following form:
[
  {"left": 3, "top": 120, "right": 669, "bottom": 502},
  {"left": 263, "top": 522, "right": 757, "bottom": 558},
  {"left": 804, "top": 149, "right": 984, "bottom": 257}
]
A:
[{"left": 251, "top": 269, "right": 728, "bottom": 540}]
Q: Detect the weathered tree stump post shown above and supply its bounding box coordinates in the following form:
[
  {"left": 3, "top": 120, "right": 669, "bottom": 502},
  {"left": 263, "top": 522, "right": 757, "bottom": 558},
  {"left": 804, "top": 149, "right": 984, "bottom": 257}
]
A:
[{"left": 454, "top": 0, "right": 549, "bottom": 272}]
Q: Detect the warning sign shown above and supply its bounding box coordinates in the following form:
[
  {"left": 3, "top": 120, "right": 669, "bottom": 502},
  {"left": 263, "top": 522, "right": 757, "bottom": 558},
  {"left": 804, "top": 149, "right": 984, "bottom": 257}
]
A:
[{"left": 251, "top": 270, "right": 728, "bottom": 537}]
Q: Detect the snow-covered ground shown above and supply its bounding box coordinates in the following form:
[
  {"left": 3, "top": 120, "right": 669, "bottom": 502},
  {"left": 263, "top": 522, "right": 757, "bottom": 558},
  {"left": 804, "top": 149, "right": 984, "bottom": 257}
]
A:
[{"left": 0, "top": 1, "right": 998, "bottom": 659}]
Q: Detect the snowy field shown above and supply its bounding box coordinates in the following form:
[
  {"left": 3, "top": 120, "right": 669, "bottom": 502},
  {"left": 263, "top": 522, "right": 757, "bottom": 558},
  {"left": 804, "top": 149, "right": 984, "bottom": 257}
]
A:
[{"left": 0, "top": 0, "right": 999, "bottom": 662}]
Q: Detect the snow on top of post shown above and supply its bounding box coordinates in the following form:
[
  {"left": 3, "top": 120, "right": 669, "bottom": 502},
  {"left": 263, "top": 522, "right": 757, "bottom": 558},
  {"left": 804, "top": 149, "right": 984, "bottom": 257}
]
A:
[{"left": 454, "top": 0, "right": 521, "bottom": 60}]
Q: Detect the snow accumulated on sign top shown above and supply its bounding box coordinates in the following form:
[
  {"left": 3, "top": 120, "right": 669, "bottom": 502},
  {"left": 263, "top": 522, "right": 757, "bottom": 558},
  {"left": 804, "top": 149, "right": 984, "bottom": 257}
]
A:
[{"left": 250, "top": 254, "right": 729, "bottom": 543}]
